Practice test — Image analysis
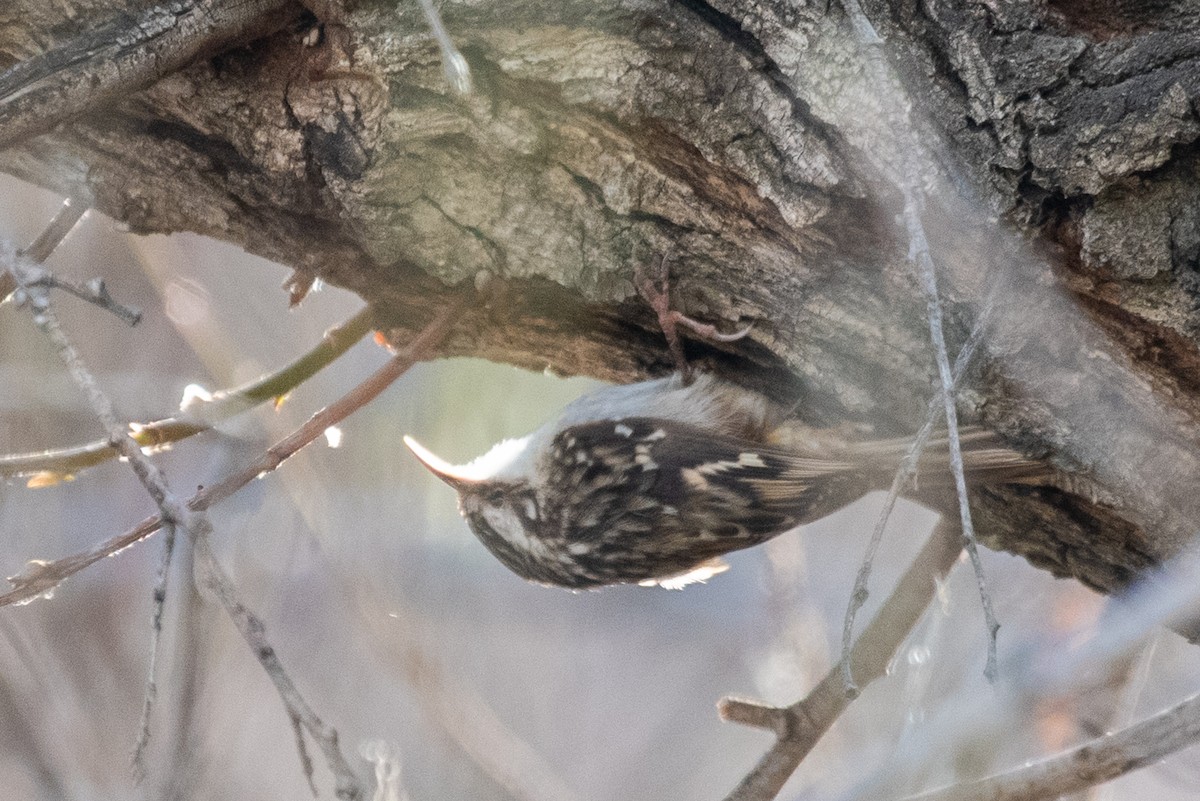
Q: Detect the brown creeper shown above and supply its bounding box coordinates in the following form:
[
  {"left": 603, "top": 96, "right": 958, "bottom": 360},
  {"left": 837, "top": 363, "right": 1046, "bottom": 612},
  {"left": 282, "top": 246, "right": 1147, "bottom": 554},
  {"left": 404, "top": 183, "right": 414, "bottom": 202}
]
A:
[{"left": 405, "top": 372, "right": 1047, "bottom": 589}]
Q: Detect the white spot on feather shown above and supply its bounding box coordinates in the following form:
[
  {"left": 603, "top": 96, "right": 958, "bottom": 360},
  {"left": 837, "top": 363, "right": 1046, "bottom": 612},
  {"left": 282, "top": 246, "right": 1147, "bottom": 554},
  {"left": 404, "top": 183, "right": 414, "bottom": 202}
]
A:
[
  {"left": 641, "top": 558, "right": 730, "bottom": 589},
  {"left": 682, "top": 468, "right": 709, "bottom": 490},
  {"left": 634, "top": 444, "right": 658, "bottom": 471},
  {"left": 697, "top": 451, "right": 767, "bottom": 475}
]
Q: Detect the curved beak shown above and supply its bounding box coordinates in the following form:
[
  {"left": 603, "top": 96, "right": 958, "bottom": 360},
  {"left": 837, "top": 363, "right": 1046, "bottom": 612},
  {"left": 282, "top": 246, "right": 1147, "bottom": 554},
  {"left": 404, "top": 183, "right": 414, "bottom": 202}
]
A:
[{"left": 403, "top": 436, "right": 480, "bottom": 492}]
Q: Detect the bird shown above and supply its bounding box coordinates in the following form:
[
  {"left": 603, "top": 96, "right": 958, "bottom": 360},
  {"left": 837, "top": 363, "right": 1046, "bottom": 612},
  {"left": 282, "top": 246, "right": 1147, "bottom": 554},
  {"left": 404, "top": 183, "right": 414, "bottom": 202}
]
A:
[{"left": 404, "top": 371, "right": 1049, "bottom": 589}]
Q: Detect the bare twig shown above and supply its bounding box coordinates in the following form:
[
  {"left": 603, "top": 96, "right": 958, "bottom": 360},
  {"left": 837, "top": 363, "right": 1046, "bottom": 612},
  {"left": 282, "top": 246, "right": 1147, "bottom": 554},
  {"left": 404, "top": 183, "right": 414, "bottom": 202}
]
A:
[
  {"left": 719, "top": 518, "right": 963, "bottom": 801},
  {"left": 838, "top": 0, "right": 998, "bottom": 681},
  {"left": 0, "top": 301, "right": 463, "bottom": 608},
  {"left": 9, "top": 244, "right": 198, "bottom": 781},
  {"left": 416, "top": 0, "right": 473, "bottom": 94},
  {"left": 0, "top": 305, "right": 375, "bottom": 480},
  {"left": 0, "top": 291, "right": 462, "bottom": 789},
  {"left": 841, "top": 304, "right": 992, "bottom": 693},
  {"left": 908, "top": 192, "right": 998, "bottom": 681},
  {"left": 0, "top": 0, "right": 295, "bottom": 151},
  {"left": 7, "top": 199, "right": 161, "bottom": 776},
  {"left": 901, "top": 690, "right": 1200, "bottom": 801},
  {"left": 131, "top": 517, "right": 178, "bottom": 779},
  {"left": 0, "top": 196, "right": 88, "bottom": 302},
  {"left": 20, "top": 272, "right": 142, "bottom": 325},
  {"left": 835, "top": 544, "right": 1200, "bottom": 801},
  {"left": 19, "top": 197, "right": 89, "bottom": 264},
  {"left": 6, "top": 235, "right": 379, "bottom": 798},
  {"left": 191, "top": 532, "right": 364, "bottom": 798},
  {"left": 290, "top": 710, "right": 320, "bottom": 796}
]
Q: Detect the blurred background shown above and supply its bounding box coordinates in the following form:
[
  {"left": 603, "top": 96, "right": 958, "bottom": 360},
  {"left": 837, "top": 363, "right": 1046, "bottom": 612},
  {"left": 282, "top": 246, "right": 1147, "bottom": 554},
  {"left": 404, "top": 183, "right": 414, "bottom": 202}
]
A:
[{"left": 1, "top": 174, "right": 1198, "bottom": 800}]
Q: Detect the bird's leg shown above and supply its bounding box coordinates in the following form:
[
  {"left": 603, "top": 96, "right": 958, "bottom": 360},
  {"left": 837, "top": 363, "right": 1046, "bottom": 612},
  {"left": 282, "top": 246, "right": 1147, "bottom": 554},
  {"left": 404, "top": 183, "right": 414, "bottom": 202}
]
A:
[{"left": 635, "top": 254, "right": 753, "bottom": 383}]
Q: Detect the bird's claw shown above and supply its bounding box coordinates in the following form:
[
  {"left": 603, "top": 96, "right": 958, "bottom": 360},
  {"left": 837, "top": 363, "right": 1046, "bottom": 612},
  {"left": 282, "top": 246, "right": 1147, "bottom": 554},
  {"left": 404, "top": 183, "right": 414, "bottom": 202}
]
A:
[{"left": 635, "top": 254, "right": 752, "bottom": 382}]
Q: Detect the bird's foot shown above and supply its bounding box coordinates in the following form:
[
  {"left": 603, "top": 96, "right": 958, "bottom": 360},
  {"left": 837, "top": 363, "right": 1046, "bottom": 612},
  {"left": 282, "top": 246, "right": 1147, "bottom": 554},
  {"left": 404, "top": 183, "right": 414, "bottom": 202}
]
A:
[{"left": 634, "top": 253, "right": 753, "bottom": 383}]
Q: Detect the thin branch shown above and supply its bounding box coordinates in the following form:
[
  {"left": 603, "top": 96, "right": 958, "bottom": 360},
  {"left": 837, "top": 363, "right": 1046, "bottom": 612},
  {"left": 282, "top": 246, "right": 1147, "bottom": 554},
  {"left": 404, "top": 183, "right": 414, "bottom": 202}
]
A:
[
  {"left": 417, "top": 0, "right": 473, "bottom": 94},
  {"left": 841, "top": 303, "right": 993, "bottom": 693},
  {"left": 9, "top": 245, "right": 199, "bottom": 783},
  {"left": 0, "top": 305, "right": 375, "bottom": 480},
  {"left": 20, "top": 197, "right": 89, "bottom": 264},
  {"left": 0, "top": 196, "right": 88, "bottom": 303},
  {"left": 908, "top": 193, "right": 998, "bottom": 681},
  {"left": 0, "top": 0, "right": 295, "bottom": 151},
  {"left": 833, "top": 544, "right": 1200, "bottom": 801},
  {"left": 1, "top": 300, "right": 463, "bottom": 608},
  {"left": 21, "top": 272, "right": 142, "bottom": 325},
  {"left": 6, "top": 199, "right": 161, "bottom": 776},
  {"left": 719, "top": 518, "right": 963, "bottom": 801},
  {"left": 290, "top": 709, "right": 320, "bottom": 797},
  {"left": 7, "top": 238, "right": 374, "bottom": 799},
  {"left": 131, "top": 517, "right": 178, "bottom": 780},
  {"left": 901, "top": 690, "right": 1200, "bottom": 801},
  {"left": 191, "top": 531, "right": 364, "bottom": 798},
  {"left": 1, "top": 289, "right": 461, "bottom": 788},
  {"left": 838, "top": 0, "right": 998, "bottom": 681}
]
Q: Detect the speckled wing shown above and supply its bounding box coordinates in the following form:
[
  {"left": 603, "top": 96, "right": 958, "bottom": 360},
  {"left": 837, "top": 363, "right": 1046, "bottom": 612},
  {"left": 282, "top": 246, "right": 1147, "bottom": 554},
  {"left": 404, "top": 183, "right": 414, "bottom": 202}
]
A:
[{"left": 546, "top": 417, "right": 872, "bottom": 556}]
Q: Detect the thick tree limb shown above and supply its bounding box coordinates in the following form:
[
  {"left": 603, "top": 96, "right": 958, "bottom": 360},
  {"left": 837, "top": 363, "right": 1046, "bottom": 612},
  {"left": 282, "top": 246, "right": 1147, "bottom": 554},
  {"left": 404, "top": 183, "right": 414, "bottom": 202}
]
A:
[
  {"left": 1, "top": 0, "right": 1198, "bottom": 639},
  {"left": 0, "top": 0, "right": 297, "bottom": 150}
]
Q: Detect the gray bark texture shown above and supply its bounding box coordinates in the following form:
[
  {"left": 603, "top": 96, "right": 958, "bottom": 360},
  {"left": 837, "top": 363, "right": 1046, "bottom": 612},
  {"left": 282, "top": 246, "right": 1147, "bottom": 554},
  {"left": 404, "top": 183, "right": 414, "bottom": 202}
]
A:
[{"left": 3, "top": 0, "right": 1200, "bottom": 597}]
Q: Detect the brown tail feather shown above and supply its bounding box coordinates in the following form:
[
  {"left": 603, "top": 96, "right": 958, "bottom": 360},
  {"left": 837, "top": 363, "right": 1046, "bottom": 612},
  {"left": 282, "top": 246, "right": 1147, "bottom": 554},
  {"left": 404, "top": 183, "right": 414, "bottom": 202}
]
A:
[{"left": 771, "top": 421, "right": 1052, "bottom": 488}]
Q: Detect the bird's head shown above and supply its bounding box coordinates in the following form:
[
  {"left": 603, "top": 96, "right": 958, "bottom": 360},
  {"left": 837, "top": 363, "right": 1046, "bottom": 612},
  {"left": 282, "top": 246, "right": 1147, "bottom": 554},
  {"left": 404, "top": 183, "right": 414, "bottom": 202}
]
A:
[{"left": 403, "top": 435, "right": 577, "bottom": 585}]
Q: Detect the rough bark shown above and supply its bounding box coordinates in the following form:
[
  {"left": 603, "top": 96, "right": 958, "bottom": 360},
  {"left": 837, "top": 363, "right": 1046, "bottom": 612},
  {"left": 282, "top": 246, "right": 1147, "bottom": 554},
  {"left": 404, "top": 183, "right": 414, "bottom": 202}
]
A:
[{"left": 2, "top": 0, "right": 1199, "bottom": 597}]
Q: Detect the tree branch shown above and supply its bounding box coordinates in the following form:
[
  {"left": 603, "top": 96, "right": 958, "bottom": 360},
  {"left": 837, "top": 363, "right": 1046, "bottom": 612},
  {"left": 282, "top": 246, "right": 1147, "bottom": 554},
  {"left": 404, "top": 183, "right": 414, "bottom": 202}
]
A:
[
  {"left": 842, "top": 299, "right": 993, "bottom": 692},
  {"left": 0, "top": 0, "right": 297, "bottom": 151},
  {"left": 6, "top": 229, "right": 367, "bottom": 796},
  {"left": 837, "top": 545, "right": 1200, "bottom": 801},
  {"left": 191, "top": 532, "right": 364, "bottom": 798},
  {"left": 0, "top": 196, "right": 87, "bottom": 303},
  {"left": 838, "top": 0, "right": 997, "bottom": 682},
  {"left": 719, "top": 518, "right": 963, "bottom": 801},
  {"left": 902, "top": 690, "right": 1200, "bottom": 801},
  {"left": 1, "top": 297, "right": 464, "bottom": 608},
  {"left": 0, "top": 305, "right": 375, "bottom": 481}
]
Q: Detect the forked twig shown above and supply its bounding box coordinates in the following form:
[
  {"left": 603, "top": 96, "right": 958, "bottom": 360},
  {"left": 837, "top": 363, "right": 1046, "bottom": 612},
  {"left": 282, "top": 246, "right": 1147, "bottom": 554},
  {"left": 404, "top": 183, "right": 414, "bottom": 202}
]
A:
[
  {"left": 5, "top": 203, "right": 465, "bottom": 796},
  {"left": 0, "top": 197, "right": 88, "bottom": 303},
  {"left": 1, "top": 301, "right": 464, "bottom": 609},
  {"left": 7, "top": 235, "right": 370, "bottom": 795},
  {"left": 720, "top": 519, "right": 962, "bottom": 801},
  {"left": 1, "top": 305, "right": 375, "bottom": 481},
  {"left": 841, "top": 302, "right": 993, "bottom": 693},
  {"left": 838, "top": 0, "right": 998, "bottom": 681}
]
